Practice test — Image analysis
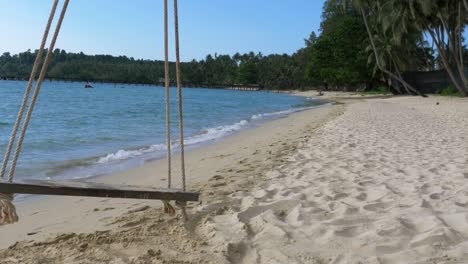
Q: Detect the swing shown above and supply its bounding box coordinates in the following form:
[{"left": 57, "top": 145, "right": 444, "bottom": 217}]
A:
[{"left": 0, "top": 0, "right": 198, "bottom": 225}]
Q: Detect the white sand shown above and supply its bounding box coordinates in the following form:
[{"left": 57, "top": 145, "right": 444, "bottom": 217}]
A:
[
  {"left": 204, "top": 96, "right": 468, "bottom": 263},
  {"left": 1, "top": 95, "right": 468, "bottom": 264}
]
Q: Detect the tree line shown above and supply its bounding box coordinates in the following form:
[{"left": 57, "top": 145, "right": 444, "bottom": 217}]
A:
[
  {"left": 334, "top": 0, "right": 468, "bottom": 96},
  {"left": 0, "top": 49, "right": 310, "bottom": 90},
  {"left": 0, "top": 0, "right": 466, "bottom": 94}
]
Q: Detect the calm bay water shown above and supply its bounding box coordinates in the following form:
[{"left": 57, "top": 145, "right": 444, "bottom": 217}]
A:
[{"left": 0, "top": 80, "right": 325, "bottom": 180}]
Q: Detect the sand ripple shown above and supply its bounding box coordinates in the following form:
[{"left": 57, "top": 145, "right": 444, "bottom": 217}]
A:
[{"left": 204, "top": 97, "right": 468, "bottom": 263}]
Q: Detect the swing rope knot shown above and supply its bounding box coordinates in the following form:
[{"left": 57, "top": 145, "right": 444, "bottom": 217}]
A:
[
  {"left": 0, "top": 0, "right": 68, "bottom": 226},
  {"left": 0, "top": 0, "right": 192, "bottom": 227},
  {"left": 0, "top": 193, "right": 18, "bottom": 225}
]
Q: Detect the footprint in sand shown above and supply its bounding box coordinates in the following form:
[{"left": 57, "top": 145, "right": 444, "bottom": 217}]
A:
[
  {"left": 333, "top": 193, "right": 349, "bottom": 200},
  {"left": 211, "top": 182, "right": 227, "bottom": 188},
  {"left": 377, "top": 225, "right": 412, "bottom": 237},
  {"left": 363, "top": 202, "right": 393, "bottom": 212},
  {"left": 375, "top": 243, "right": 404, "bottom": 255},
  {"left": 334, "top": 225, "right": 361, "bottom": 237},
  {"left": 356, "top": 192, "right": 367, "bottom": 201},
  {"left": 210, "top": 175, "right": 224, "bottom": 181}
]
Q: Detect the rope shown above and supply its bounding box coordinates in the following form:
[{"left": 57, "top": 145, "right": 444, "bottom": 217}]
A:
[
  {"left": 7, "top": 0, "right": 70, "bottom": 182},
  {"left": 163, "top": 0, "right": 172, "bottom": 189},
  {"left": 162, "top": 0, "right": 175, "bottom": 216},
  {"left": 171, "top": 0, "right": 188, "bottom": 221},
  {"left": 173, "top": 0, "right": 186, "bottom": 191},
  {"left": 0, "top": 0, "right": 59, "bottom": 179}
]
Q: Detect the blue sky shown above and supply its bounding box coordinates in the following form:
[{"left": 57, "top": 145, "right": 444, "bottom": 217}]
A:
[
  {"left": 1, "top": 1, "right": 466, "bottom": 62},
  {"left": 0, "top": 0, "right": 325, "bottom": 61}
]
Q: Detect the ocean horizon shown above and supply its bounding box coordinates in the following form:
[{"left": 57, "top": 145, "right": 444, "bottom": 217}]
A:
[{"left": 0, "top": 80, "right": 326, "bottom": 182}]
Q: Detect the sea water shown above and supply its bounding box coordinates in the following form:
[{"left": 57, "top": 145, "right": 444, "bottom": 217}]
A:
[{"left": 0, "top": 80, "right": 326, "bottom": 180}]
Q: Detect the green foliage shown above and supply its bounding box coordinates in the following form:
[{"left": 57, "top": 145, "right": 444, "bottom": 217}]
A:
[
  {"left": 362, "top": 86, "right": 390, "bottom": 95},
  {"left": 0, "top": 49, "right": 312, "bottom": 90},
  {"left": 306, "top": 8, "right": 372, "bottom": 86},
  {"left": 348, "top": 0, "right": 465, "bottom": 96},
  {"left": 439, "top": 86, "right": 462, "bottom": 97},
  {"left": 0, "top": 0, "right": 454, "bottom": 93}
]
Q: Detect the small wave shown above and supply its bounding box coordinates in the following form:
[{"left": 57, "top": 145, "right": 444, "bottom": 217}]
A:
[
  {"left": 97, "top": 144, "right": 166, "bottom": 164},
  {"left": 184, "top": 120, "right": 248, "bottom": 145},
  {"left": 94, "top": 104, "right": 328, "bottom": 166},
  {"left": 44, "top": 156, "right": 98, "bottom": 176},
  {"left": 96, "top": 119, "right": 249, "bottom": 164},
  {"left": 251, "top": 106, "right": 313, "bottom": 120},
  {"left": 0, "top": 121, "right": 10, "bottom": 127}
]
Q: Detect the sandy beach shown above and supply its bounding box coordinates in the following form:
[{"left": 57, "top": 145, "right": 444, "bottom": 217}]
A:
[{"left": 1, "top": 93, "right": 468, "bottom": 263}]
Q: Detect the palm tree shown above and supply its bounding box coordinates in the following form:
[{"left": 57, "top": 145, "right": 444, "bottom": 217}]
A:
[
  {"left": 368, "top": 1, "right": 433, "bottom": 95},
  {"left": 401, "top": 0, "right": 467, "bottom": 96},
  {"left": 348, "top": 0, "right": 426, "bottom": 96}
]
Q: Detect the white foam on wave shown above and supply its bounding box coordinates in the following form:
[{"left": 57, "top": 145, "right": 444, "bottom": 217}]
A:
[
  {"left": 95, "top": 104, "right": 329, "bottom": 165},
  {"left": 97, "top": 144, "right": 166, "bottom": 164},
  {"left": 184, "top": 119, "right": 248, "bottom": 145},
  {"left": 251, "top": 106, "right": 314, "bottom": 120},
  {"left": 96, "top": 119, "right": 249, "bottom": 164}
]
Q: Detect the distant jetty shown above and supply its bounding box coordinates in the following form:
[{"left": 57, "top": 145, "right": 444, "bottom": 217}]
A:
[
  {"left": 198, "top": 85, "right": 262, "bottom": 92},
  {"left": 0, "top": 77, "right": 264, "bottom": 91}
]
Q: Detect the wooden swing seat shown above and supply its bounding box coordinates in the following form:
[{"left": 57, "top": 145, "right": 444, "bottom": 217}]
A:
[{"left": 0, "top": 179, "right": 199, "bottom": 201}]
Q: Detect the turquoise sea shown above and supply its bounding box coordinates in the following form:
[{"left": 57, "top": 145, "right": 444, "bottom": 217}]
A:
[{"left": 0, "top": 80, "right": 326, "bottom": 181}]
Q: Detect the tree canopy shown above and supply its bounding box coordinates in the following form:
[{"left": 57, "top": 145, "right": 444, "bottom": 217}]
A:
[
  {"left": 0, "top": 49, "right": 311, "bottom": 90},
  {"left": 0, "top": 0, "right": 466, "bottom": 94},
  {"left": 306, "top": 10, "right": 372, "bottom": 88}
]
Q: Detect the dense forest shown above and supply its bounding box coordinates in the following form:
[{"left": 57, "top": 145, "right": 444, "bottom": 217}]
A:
[
  {"left": 0, "top": 0, "right": 467, "bottom": 94},
  {"left": 0, "top": 50, "right": 310, "bottom": 89}
]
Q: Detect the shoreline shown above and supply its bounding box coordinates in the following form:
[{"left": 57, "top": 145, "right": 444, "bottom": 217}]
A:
[
  {"left": 0, "top": 97, "right": 341, "bottom": 249},
  {"left": 1, "top": 80, "right": 325, "bottom": 188},
  {"left": 4, "top": 93, "right": 466, "bottom": 263},
  {"left": 13, "top": 98, "right": 331, "bottom": 196}
]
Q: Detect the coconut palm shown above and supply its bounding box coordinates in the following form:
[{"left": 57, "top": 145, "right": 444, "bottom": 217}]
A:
[
  {"left": 368, "top": 1, "right": 435, "bottom": 95},
  {"left": 399, "top": 0, "right": 467, "bottom": 96},
  {"left": 345, "top": 0, "right": 426, "bottom": 96}
]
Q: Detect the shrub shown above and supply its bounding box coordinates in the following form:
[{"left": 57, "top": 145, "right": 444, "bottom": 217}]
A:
[
  {"left": 439, "top": 86, "right": 462, "bottom": 97},
  {"left": 362, "top": 86, "right": 390, "bottom": 95}
]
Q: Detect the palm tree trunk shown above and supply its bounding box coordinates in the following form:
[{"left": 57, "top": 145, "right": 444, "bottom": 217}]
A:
[
  {"left": 359, "top": 6, "right": 425, "bottom": 97},
  {"left": 437, "top": 11, "right": 467, "bottom": 88},
  {"left": 438, "top": 10, "right": 468, "bottom": 91},
  {"left": 455, "top": 2, "right": 468, "bottom": 90},
  {"left": 392, "top": 60, "right": 414, "bottom": 95},
  {"left": 419, "top": 36, "right": 433, "bottom": 70},
  {"left": 427, "top": 28, "right": 467, "bottom": 97},
  {"left": 384, "top": 72, "right": 402, "bottom": 94}
]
